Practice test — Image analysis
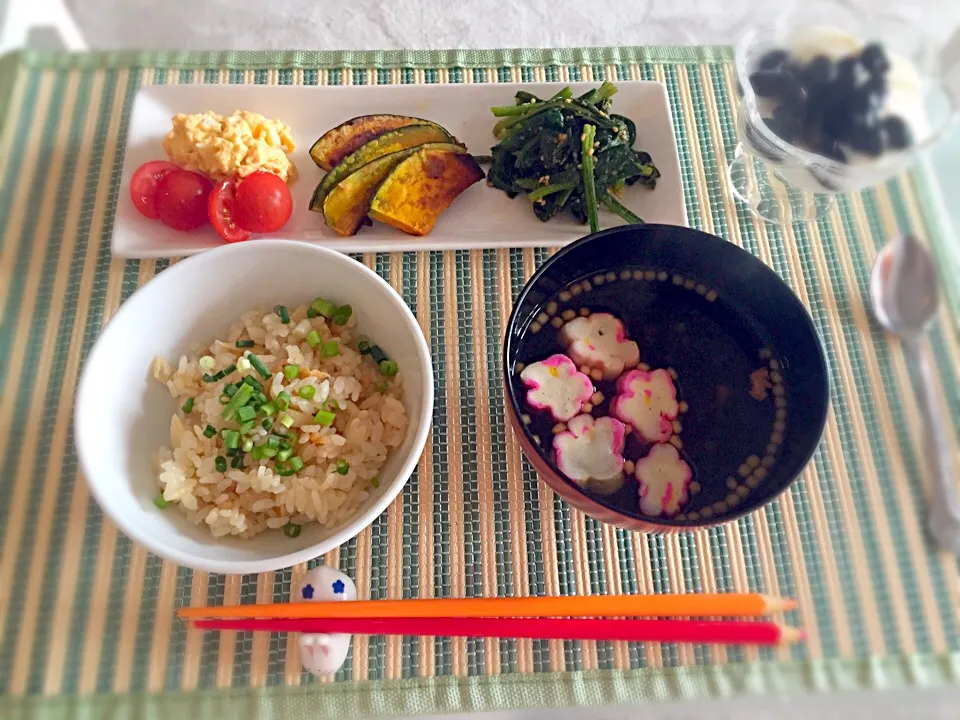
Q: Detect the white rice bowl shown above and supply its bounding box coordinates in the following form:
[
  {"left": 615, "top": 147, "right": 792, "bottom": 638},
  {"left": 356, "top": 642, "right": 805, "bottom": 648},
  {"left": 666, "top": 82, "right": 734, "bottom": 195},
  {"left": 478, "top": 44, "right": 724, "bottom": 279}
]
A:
[
  {"left": 153, "top": 303, "right": 407, "bottom": 539},
  {"left": 75, "top": 240, "right": 433, "bottom": 574}
]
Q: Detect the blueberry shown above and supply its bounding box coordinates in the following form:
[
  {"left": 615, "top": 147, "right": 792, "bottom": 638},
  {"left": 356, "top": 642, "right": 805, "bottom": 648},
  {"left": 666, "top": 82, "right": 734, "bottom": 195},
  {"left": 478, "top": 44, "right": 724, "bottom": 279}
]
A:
[
  {"left": 845, "top": 87, "right": 882, "bottom": 121},
  {"left": 749, "top": 70, "right": 784, "bottom": 98},
  {"left": 771, "top": 103, "right": 803, "bottom": 141},
  {"left": 860, "top": 42, "right": 890, "bottom": 76},
  {"left": 801, "top": 55, "right": 836, "bottom": 90},
  {"left": 880, "top": 115, "right": 912, "bottom": 150},
  {"left": 848, "top": 123, "right": 884, "bottom": 156},
  {"left": 822, "top": 105, "right": 855, "bottom": 143},
  {"left": 758, "top": 49, "right": 789, "bottom": 71},
  {"left": 776, "top": 72, "right": 808, "bottom": 111},
  {"left": 816, "top": 138, "right": 848, "bottom": 164},
  {"left": 765, "top": 115, "right": 800, "bottom": 145},
  {"left": 837, "top": 57, "right": 864, "bottom": 90}
]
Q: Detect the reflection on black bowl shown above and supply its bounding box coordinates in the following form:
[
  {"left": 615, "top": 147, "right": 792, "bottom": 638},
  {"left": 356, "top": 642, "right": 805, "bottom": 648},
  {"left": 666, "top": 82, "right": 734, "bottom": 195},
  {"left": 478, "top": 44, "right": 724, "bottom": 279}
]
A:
[{"left": 503, "top": 224, "right": 830, "bottom": 531}]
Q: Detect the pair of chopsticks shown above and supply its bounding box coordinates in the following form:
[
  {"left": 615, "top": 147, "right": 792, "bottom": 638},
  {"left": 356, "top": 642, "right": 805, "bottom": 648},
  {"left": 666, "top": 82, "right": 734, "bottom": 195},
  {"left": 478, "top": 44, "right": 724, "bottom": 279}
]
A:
[{"left": 179, "top": 593, "right": 803, "bottom": 646}]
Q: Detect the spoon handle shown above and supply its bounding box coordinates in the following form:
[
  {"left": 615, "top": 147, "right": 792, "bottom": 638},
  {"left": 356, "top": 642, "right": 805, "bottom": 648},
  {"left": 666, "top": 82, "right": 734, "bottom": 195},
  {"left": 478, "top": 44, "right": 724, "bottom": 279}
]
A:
[{"left": 906, "top": 339, "right": 960, "bottom": 555}]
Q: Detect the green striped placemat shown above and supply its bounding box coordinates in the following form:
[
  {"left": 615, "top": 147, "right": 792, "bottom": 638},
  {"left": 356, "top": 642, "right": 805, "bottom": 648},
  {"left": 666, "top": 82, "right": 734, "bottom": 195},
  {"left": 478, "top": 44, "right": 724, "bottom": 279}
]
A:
[{"left": 1, "top": 47, "right": 959, "bottom": 719}]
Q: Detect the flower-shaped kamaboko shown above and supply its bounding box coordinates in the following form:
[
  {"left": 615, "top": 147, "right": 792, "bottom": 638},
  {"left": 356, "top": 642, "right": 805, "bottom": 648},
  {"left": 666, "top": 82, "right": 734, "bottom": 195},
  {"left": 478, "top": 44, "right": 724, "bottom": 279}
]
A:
[
  {"left": 560, "top": 313, "right": 640, "bottom": 380},
  {"left": 611, "top": 368, "right": 679, "bottom": 443},
  {"left": 553, "top": 414, "right": 626, "bottom": 494},
  {"left": 520, "top": 354, "right": 594, "bottom": 421},
  {"left": 635, "top": 442, "right": 692, "bottom": 517}
]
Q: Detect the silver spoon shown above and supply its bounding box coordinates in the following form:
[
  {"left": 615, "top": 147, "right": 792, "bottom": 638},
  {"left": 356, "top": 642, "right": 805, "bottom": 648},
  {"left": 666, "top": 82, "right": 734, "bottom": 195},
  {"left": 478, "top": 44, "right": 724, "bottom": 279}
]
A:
[{"left": 870, "top": 233, "right": 960, "bottom": 554}]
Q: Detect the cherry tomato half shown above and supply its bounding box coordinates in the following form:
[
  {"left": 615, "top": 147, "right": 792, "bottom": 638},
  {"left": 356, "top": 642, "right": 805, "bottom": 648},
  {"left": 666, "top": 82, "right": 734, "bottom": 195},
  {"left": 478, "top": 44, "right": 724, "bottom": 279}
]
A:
[
  {"left": 155, "top": 170, "right": 212, "bottom": 231},
  {"left": 130, "top": 160, "right": 178, "bottom": 219},
  {"left": 209, "top": 179, "right": 251, "bottom": 243},
  {"left": 232, "top": 171, "right": 293, "bottom": 233}
]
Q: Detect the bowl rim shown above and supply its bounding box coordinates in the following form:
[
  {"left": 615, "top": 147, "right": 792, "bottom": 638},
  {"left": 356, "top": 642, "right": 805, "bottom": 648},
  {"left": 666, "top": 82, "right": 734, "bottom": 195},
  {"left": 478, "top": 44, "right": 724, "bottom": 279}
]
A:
[
  {"left": 75, "top": 239, "right": 434, "bottom": 574},
  {"left": 502, "top": 224, "right": 830, "bottom": 530}
]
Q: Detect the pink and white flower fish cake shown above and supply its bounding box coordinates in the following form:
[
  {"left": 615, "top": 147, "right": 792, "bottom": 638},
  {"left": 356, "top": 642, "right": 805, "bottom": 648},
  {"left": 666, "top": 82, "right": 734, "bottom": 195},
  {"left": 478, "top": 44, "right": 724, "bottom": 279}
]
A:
[
  {"left": 635, "top": 443, "right": 692, "bottom": 517},
  {"left": 611, "top": 368, "right": 679, "bottom": 443},
  {"left": 560, "top": 313, "right": 640, "bottom": 380},
  {"left": 553, "top": 414, "right": 626, "bottom": 494},
  {"left": 520, "top": 354, "right": 594, "bottom": 421}
]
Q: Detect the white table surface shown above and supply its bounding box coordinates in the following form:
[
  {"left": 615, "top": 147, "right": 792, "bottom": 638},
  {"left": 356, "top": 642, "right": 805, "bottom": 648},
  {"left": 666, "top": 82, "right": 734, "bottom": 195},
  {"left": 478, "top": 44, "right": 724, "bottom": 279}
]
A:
[{"left": 2, "top": 0, "right": 959, "bottom": 717}]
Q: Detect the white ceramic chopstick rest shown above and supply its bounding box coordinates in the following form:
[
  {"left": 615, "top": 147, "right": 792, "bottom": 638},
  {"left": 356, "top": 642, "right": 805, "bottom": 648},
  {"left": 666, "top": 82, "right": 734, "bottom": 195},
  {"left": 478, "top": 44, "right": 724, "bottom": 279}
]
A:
[{"left": 295, "top": 566, "right": 356, "bottom": 677}]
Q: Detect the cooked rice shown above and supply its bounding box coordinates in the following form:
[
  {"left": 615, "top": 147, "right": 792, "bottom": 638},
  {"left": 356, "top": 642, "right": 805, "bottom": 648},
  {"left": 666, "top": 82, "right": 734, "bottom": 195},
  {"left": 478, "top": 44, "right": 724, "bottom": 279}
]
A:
[{"left": 151, "top": 303, "right": 407, "bottom": 538}]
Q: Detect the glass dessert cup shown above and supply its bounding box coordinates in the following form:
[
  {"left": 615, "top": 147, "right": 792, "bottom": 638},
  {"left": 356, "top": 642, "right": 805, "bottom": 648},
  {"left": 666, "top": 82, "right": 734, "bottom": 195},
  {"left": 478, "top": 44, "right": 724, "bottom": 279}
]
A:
[{"left": 730, "top": 8, "right": 958, "bottom": 224}]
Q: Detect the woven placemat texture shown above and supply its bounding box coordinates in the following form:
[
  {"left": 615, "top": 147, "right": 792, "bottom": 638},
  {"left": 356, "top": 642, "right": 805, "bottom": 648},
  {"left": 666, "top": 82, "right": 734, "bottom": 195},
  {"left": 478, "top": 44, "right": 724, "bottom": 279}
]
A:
[{"left": 1, "top": 48, "right": 959, "bottom": 718}]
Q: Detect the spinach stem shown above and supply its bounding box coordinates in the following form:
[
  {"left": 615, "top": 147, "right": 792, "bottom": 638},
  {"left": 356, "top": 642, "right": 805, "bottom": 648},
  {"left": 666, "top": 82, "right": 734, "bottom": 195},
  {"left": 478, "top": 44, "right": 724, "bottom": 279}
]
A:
[
  {"left": 581, "top": 124, "right": 600, "bottom": 234},
  {"left": 527, "top": 181, "right": 576, "bottom": 202},
  {"left": 600, "top": 191, "right": 645, "bottom": 225}
]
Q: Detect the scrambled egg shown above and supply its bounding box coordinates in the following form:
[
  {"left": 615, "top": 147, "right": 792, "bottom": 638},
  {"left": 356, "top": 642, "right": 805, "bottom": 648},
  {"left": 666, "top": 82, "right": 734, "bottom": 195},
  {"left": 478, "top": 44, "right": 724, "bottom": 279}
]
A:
[{"left": 163, "top": 110, "right": 297, "bottom": 183}]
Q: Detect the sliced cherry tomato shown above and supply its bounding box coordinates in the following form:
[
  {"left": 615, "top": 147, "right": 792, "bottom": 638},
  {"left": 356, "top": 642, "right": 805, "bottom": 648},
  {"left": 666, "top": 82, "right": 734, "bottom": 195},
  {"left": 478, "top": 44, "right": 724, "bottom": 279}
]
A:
[
  {"left": 232, "top": 171, "right": 293, "bottom": 233},
  {"left": 154, "top": 170, "right": 212, "bottom": 231},
  {"left": 209, "top": 179, "right": 251, "bottom": 243},
  {"left": 130, "top": 160, "right": 178, "bottom": 219}
]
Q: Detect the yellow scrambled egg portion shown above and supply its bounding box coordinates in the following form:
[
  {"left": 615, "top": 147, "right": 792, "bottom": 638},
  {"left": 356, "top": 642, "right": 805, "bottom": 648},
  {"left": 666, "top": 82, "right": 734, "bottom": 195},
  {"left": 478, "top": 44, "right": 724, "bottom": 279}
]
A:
[{"left": 162, "top": 110, "right": 297, "bottom": 183}]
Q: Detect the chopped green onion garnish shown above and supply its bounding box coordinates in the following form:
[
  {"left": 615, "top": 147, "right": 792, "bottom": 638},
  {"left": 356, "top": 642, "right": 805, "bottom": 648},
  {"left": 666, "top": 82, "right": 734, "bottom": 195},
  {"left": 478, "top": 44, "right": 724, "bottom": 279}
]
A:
[
  {"left": 250, "top": 445, "right": 266, "bottom": 461},
  {"left": 243, "top": 375, "right": 262, "bottom": 390},
  {"left": 306, "top": 330, "right": 322, "bottom": 348},
  {"left": 298, "top": 385, "right": 316, "bottom": 400},
  {"left": 369, "top": 345, "right": 387, "bottom": 364},
  {"left": 283, "top": 364, "right": 300, "bottom": 381},
  {"left": 261, "top": 418, "right": 273, "bottom": 430},
  {"left": 236, "top": 406, "right": 257, "bottom": 422},
  {"left": 239, "top": 420, "right": 257, "bottom": 435},
  {"left": 321, "top": 340, "right": 340, "bottom": 358},
  {"left": 310, "top": 297, "right": 336, "bottom": 318},
  {"left": 265, "top": 436, "right": 281, "bottom": 450},
  {"left": 237, "top": 356, "right": 252, "bottom": 372},
  {"left": 279, "top": 413, "right": 294, "bottom": 428},
  {"left": 278, "top": 439, "right": 292, "bottom": 452},
  {"left": 277, "top": 447, "right": 294, "bottom": 462},
  {"left": 247, "top": 353, "right": 272, "bottom": 380},
  {"left": 276, "top": 391, "right": 291, "bottom": 410},
  {"left": 221, "top": 429, "right": 240, "bottom": 450},
  {"left": 231, "top": 454, "right": 244, "bottom": 469},
  {"left": 224, "top": 384, "right": 254, "bottom": 415},
  {"left": 379, "top": 359, "right": 399, "bottom": 377},
  {"left": 335, "top": 458, "right": 350, "bottom": 475},
  {"left": 282, "top": 522, "right": 302, "bottom": 537},
  {"left": 225, "top": 447, "right": 240, "bottom": 457},
  {"left": 214, "top": 456, "right": 227, "bottom": 472},
  {"left": 225, "top": 384, "right": 239, "bottom": 398},
  {"left": 371, "top": 476, "right": 380, "bottom": 488},
  {"left": 374, "top": 380, "right": 389, "bottom": 393},
  {"left": 356, "top": 336, "right": 372, "bottom": 354},
  {"left": 306, "top": 307, "right": 318, "bottom": 319},
  {"left": 242, "top": 438, "right": 254, "bottom": 452},
  {"left": 261, "top": 446, "right": 278, "bottom": 459},
  {"left": 199, "top": 355, "right": 215, "bottom": 371},
  {"left": 154, "top": 494, "right": 170, "bottom": 509},
  {"left": 275, "top": 462, "right": 295, "bottom": 477},
  {"left": 181, "top": 397, "right": 195, "bottom": 413},
  {"left": 260, "top": 401, "right": 277, "bottom": 417},
  {"left": 235, "top": 339, "right": 255, "bottom": 348},
  {"left": 288, "top": 457, "right": 304, "bottom": 473},
  {"left": 202, "top": 373, "right": 216, "bottom": 383},
  {"left": 219, "top": 393, "right": 230, "bottom": 404},
  {"left": 221, "top": 363, "right": 237, "bottom": 377},
  {"left": 274, "top": 305, "right": 290, "bottom": 324},
  {"left": 331, "top": 304, "right": 352, "bottom": 326},
  {"left": 314, "top": 409, "right": 335, "bottom": 426},
  {"left": 203, "top": 424, "right": 217, "bottom": 438}
]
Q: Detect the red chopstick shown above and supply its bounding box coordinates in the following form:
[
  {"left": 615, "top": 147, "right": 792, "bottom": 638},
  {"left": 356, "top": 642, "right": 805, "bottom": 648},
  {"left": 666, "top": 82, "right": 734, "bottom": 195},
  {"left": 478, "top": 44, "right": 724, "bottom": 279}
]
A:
[{"left": 192, "top": 616, "right": 802, "bottom": 646}]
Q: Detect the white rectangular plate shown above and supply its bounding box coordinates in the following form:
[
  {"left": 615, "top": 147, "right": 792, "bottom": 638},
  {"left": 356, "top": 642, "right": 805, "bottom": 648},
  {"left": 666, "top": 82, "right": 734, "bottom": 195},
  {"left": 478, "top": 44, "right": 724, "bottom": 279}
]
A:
[{"left": 114, "top": 82, "right": 686, "bottom": 257}]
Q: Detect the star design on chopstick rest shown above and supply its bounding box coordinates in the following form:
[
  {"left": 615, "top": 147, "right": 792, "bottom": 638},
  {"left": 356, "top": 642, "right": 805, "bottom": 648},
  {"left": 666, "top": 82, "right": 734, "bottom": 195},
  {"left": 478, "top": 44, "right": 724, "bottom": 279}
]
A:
[
  {"left": 332, "top": 579, "right": 345, "bottom": 595},
  {"left": 302, "top": 584, "right": 315, "bottom": 600}
]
